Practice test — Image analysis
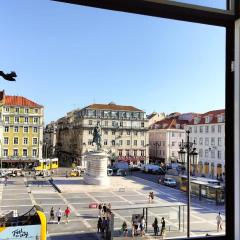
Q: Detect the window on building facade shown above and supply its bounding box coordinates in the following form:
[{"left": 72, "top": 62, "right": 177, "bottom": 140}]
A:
[
  {"left": 127, "top": 131, "right": 130, "bottom": 135},
  {"left": 112, "top": 121, "right": 116, "bottom": 126},
  {"left": 105, "top": 121, "right": 108, "bottom": 126},
  {"left": 24, "top": 117, "right": 29, "bottom": 123},
  {"left": 104, "top": 139, "right": 108, "bottom": 145},
  {"left": 104, "top": 130, "right": 108, "bottom": 135},
  {"left": 89, "top": 120, "right": 92, "bottom": 125},
  {"left": 14, "top": 137, "right": 18, "bottom": 145},
  {"left": 162, "top": 150, "right": 165, "bottom": 156},
  {"left": 134, "top": 140, "right": 137, "bottom": 146},
  {"left": 126, "top": 150, "right": 130, "bottom": 157},
  {"left": 33, "top": 117, "right": 38, "bottom": 123},
  {"left": 24, "top": 127, "right": 29, "bottom": 133},
  {"left": 33, "top": 138, "right": 38, "bottom": 145},
  {"left": 3, "top": 149, "right": 8, "bottom": 157},
  {"left": 120, "top": 121, "right": 123, "bottom": 127},
  {"left": 218, "top": 125, "right": 222, "bottom": 133},
  {"left": 140, "top": 150, "right": 145, "bottom": 157},
  {"left": 134, "top": 131, "right": 138, "bottom": 136},
  {"left": 23, "top": 149, "right": 28, "bottom": 157},
  {"left": 141, "top": 122, "right": 144, "bottom": 127},
  {"left": 194, "top": 126, "right": 197, "bottom": 133},
  {"left": 13, "top": 149, "right": 18, "bottom": 156},
  {"left": 14, "top": 126, "right": 19, "bottom": 133},
  {"left": 89, "top": 130, "right": 92, "bottom": 135},
  {"left": 119, "top": 150, "right": 122, "bottom": 156},
  {"left": 205, "top": 149, "right": 209, "bottom": 158},
  {"left": 4, "top": 126, "right": 9, "bottom": 132},
  {"left": 172, "top": 132, "right": 175, "bottom": 137},
  {"left": 211, "top": 137, "right": 215, "bottom": 146},
  {"left": 134, "top": 150, "right": 137, "bottom": 156},
  {"left": 205, "top": 138, "right": 209, "bottom": 146},
  {"left": 5, "top": 107, "right": 9, "bottom": 112},
  {"left": 200, "top": 126, "right": 203, "bottom": 133},
  {"left": 119, "top": 140, "right": 123, "bottom": 146},
  {"left": 199, "top": 137, "right": 203, "bottom": 145},
  {"left": 5, "top": 116, "right": 9, "bottom": 123},
  {"left": 211, "top": 125, "right": 215, "bottom": 133},
  {"left": 218, "top": 150, "right": 222, "bottom": 159},
  {"left": 25, "top": 108, "right": 29, "bottom": 114},
  {"left": 15, "top": 116, "right": 19, "bottom": 123},
  {"left": 15, "top": 107, "right": 19, "bottom": 113},
  {"left": 189, "top": 127, "right": 192, "bottom": 133},
  {"left": 127, "top": 140, "right": 130, "bottom": 145},
  {"left": 205, "top": 126, "right": 209, "bottom": 133},
  {"left": 141, "top": 131, "right": 144, "bottom": 136},
  {"left": 112, "top": 131, "right": 115, "bottom": 135},
  {"left": 112, "top": 140, "right": 115, "bottom": 146},
  {"left": 141, "top": 140, "right": 144, "bottom": 146},
  {"left": 194, "top": 137, "right": 197, "bottom": 143},
  {"left": 32, "top": 149, "right": 37, "bottom": 157},
  {"left": 218, "top": 137, "right": 222, "bottom": 146},
  {"left": 4, "top": 137, "right": 8, "bottom": 145},
  {"left": 33, "top": 127, "right": 38, "bottom": 133},
  {"left": 34, "top": 108, "right": 38, "bottom": 114},
  {"left": 23, "top": 138, "right": 28, "bottom": 144}
]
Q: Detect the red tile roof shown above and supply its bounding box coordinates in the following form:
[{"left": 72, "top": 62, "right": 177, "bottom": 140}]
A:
[
  {"left": 86, "top": 103, "right": 143, "bottom": 112},
  {"left": 152, "top": 118, "right": 188, "bottom": 129},
  {"left": 188, "top": 109, "right": 225, "bottom": 125},
  {"left": 5, "top": 96, "right": 42, "bottom": 108}
]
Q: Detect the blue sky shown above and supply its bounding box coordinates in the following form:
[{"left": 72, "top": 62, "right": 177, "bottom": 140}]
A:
[{"left": 0, "top": 0, "right": 225, "bottom": 124}]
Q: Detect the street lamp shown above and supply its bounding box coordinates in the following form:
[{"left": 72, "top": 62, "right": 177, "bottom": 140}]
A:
[{"left": 178, "top": 130, "right": 198, "bottom": 238}]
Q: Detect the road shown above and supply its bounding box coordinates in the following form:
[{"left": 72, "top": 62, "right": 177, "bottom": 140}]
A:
[{"left": 131, "top": 171, "right": 160, "bottom": 184}]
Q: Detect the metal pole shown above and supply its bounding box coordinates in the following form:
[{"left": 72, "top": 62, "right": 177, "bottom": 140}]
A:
[
  {"left": 187, "top": 131, "right": 190, "bottom": 238},
  {"left": 146, "top": 208, "right": 148, "bottom": 233},
  {"left": 179, "top": 205, "right": 181, "bottom": 230}
]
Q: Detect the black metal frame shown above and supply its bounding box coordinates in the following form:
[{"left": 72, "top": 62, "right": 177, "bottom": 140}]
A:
[{"left": 52, "top": 0, "right": 239, "bottom": 239}]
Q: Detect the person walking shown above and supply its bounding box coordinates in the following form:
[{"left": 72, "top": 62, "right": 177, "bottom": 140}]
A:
[
  {"left": 121, "top": 221, "right": 128, "bottom": 237},
  {"left": 131, "top": 223, "right": 135, "bottom": 239},
  {"left": 4, "top": 176, "right": 8, "bottom": 186},
  {"left": 98, "top": 204, "right": 102, "bottom": 216},
  {"left": 64, "top": 206, "right": 71, "bottom": 224},
  {"left": 101, "top": 217, "right": 108, "bottom": 237},
  {"left": 56, "top": 208, "right": 62, "bottom": 224},
  {"left": 140, "top": 216, "right": 145, "bottom": 236},
  {"left": 160, "top": 217, "right": 166, "bottom": 237},
  {"left": 97, "top": 216, "right": 102, "bottom": 233},
  {"left": 50, "top": 207, "right": 55, "bottom": 223},
  {"left": 152, "top": 217, "right": 159, "bottom": 236},
  {"left": 216, "top": 212, "right": 223, "bottom": 232}
]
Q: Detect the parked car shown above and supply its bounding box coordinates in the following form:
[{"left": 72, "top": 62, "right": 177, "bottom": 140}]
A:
[
  {"left": 116, "top": 169, "right": 127, "bottom": 176},
  {"left": 164, "top": 177, "right": 177, "bottom": 187}
]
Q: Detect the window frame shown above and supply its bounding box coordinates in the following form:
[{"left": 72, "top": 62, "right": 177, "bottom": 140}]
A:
[{"left": 38, "top": 0, "right": 240, "bottom": 239}]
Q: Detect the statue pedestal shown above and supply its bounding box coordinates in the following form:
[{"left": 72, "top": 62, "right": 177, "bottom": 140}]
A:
[{"left": 84, "top": 151, "right": 110, "bottom": 186}]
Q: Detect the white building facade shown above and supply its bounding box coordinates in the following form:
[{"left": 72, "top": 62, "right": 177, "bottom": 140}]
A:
[
  {"left": 186, "top": 109, "right": 225, "bottom": 179},
  {"left": 149, "top": 118, "right": 187, "bottom": 163}
]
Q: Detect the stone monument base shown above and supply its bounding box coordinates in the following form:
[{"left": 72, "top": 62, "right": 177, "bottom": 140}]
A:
[{"left": 84, "top": 150, "right": 110, "bottom": 186}]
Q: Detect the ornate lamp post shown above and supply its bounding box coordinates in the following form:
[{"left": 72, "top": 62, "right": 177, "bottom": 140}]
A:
[{"left": 178, "top": 130, "right": 198, "bottom": 238}]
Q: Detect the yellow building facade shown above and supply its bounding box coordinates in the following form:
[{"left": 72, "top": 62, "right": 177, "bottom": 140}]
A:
[{"left": 0, "top": 91, "right": 44, "bottom": 168}]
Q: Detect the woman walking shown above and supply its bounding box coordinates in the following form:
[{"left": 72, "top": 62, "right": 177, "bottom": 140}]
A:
[
  {"left": 152, "top": 217, "right": 159, "bottom": 236},
  {"left": 50, "top": 207, "right": 55, "bottom": 223},
  {"left": 64, "top": 206, "right": 71, "bottom": 224},
  {"left": 56, "top": 208, "right": 62, "bottom": 224}
]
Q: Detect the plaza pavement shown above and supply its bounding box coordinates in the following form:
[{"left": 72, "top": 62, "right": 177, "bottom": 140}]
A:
[{"left": 0, "top": 175, "right": 225, "bottom": 239}]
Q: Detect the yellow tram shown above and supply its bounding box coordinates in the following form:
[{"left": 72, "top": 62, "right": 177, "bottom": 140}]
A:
[
  {"left": 34, "top": 158, "right": 58, "bottom": 171},
  {"left": 0, "top": 205, "right": 47, "bottom": 240}
]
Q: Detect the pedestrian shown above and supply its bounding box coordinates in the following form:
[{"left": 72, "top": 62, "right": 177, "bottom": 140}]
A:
[
  {"left": 140, "top": 216, "right": 145, "bottom": 236},
  {"left": 98, "top": 204, "right": 102, "bottom": 216},
  {"left": 50, "top": 207, "right": 55, "bottom": 222},
  {"left": 108, "top": 203, "right": 111, "bottom": 210},
  {"left": 131, "top": 223, "right": 135, "bottom": 238},
  {"left": 133, "top": 215, "right": 138, "bottom": 235},
  {"left": 56, "top": 208, "right": 62, "bottom": 224},
  {"left": 216, "top": 212, "right": 223, "bottom": 232},
  {"left": 97, "top": 216, "right": 102, "bottom": 233},
  {"left": 64, "top": 206, "right": 71, "bottom": 223},
  {"left": 152, "top": 217, "right": 159, "bottom": 236},
  {"left": 4, "top": 176, "right": 7, "bottom": 186},
  {"left": 160, "top": 217, "right": 166, "bottom": 237},
  {"left": 121, "top": 221, "right": 128, "bottom": 237},
  {"left": 101, "top": 217, "right": 108, "bottom": 237},
  {"left": 103, "top": 204, "right": 107, "bottom": 213}
]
